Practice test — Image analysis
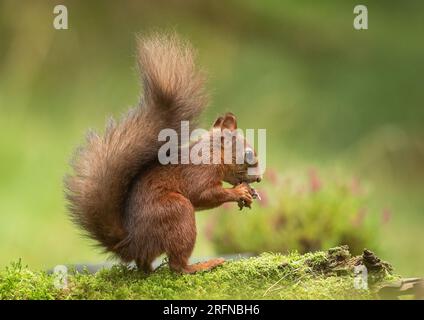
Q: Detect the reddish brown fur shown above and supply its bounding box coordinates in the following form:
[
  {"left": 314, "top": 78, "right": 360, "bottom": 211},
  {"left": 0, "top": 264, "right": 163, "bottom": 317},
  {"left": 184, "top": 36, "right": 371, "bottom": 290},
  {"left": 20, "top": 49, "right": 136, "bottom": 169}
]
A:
[{"left": 65, "top": 33, "right": 260, "bottom": 273}]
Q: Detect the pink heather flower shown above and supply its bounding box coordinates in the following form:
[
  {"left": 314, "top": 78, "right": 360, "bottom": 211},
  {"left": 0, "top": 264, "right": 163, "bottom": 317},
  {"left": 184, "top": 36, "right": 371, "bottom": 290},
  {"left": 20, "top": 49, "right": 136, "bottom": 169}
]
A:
[
  {"left": 204, "top": 220, "right": 216, "bottom": 241},
  {"left": 349, "top": 177, "right": 362, "bottom": 195},
  {"left": 222, "top": 202, "right": 232, "bottom": 210},
  {"left": 308, "top": 168, "right": 322, "bottom": 193},
  {"left": 381, "top": 207, "right": 392, "bottom": 224},
  {"left": 265, "top": 168, "right": 279, "bottom": 186},
  {"left": 257, "top": 189, "right": 269, "bottom": 207}
]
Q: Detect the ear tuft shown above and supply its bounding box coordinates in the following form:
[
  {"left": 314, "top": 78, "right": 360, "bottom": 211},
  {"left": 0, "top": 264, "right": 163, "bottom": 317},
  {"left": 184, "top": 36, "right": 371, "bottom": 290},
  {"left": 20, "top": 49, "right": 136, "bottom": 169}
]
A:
[
  {"left": 222, "top": 112, "right": 237, "bottom": 131},
  {"left": 213, "top": 116, "right": 224, "bottom": 128}
]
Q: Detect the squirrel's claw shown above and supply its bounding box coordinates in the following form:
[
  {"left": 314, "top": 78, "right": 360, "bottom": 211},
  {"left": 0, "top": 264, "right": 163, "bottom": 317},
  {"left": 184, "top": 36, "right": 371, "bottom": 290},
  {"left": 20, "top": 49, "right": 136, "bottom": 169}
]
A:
[
  {"left": 237, "top": 182, "right": 260, "bottom": 211},
  {"left": 251, "top": 189, "right": 261, "bottom": 201},
  {"left": 238, "top": 200, "right": 244, "bottom": 210},
  {"left": 238, "top": 199, "right": 252, "bottom": 211}
]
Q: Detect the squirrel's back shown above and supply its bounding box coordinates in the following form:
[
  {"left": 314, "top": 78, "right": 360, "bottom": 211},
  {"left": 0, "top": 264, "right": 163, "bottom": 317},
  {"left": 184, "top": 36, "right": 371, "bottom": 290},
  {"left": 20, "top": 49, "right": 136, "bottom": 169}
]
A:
[{"left": 64, "top": 33, "right": 207, "bottom": 258}]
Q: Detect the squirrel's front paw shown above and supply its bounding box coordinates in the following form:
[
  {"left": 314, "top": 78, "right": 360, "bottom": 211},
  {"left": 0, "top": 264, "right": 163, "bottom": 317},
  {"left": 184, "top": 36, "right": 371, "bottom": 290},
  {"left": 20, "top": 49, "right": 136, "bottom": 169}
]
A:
[{"left": 232, "top": 183, "right": 253, "bottom": 210}]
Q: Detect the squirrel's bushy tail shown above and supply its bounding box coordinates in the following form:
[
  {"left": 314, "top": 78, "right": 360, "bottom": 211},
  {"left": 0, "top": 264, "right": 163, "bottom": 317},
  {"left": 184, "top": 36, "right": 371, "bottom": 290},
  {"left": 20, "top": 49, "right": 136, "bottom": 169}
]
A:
[{"left": 65, "top": 33, "right": 207, "bottom": 257}]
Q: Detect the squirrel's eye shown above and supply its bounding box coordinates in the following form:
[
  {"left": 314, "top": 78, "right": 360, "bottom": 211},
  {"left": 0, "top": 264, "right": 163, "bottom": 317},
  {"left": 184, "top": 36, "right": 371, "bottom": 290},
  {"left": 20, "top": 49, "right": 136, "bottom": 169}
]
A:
[{"left": 245, "top": 149, "right": 254, "bottom": 163}]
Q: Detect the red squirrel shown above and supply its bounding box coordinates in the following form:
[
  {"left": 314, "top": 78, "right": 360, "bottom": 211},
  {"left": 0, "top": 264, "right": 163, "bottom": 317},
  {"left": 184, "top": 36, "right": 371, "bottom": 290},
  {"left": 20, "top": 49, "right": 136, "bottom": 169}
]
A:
[{"left": 65, "top": 33, "right": 262, "bottom": 273}]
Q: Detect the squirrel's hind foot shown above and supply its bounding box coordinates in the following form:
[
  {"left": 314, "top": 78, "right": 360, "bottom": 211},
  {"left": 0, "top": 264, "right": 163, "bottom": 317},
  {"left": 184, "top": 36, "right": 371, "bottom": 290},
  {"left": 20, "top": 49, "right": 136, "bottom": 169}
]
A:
[{"left": 174, "top": 258, "right": 225, "bottom": 274}]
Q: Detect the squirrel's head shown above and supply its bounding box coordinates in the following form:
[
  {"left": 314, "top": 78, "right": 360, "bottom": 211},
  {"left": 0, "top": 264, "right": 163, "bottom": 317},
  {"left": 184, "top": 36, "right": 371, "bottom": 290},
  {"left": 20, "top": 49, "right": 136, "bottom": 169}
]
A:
[{"left": 211, "top": 113, "right": 262, "bottom": 186}]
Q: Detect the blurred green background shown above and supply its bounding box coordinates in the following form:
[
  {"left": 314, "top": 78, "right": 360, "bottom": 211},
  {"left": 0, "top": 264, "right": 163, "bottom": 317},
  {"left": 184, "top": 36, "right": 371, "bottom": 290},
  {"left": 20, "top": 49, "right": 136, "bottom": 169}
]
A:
[{"left": 0, "top": 0, "right": 423, "bottom": 275}]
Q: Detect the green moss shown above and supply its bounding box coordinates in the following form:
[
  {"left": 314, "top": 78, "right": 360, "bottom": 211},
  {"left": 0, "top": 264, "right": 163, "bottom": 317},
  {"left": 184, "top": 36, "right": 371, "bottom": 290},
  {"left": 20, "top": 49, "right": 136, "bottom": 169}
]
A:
[{"left": 0, "top": 248, "right": 396, "bottom": 300}]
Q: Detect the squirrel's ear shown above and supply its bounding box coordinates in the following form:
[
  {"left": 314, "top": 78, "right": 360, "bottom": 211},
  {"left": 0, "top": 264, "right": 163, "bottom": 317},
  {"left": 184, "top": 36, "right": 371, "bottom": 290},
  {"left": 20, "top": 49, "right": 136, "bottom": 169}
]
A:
[
  {"left": 222, "top": 112, "right": 237, "bottom": 131},
  {"left": 213, "top": 116, "right": 224, "bottom": 128}
]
